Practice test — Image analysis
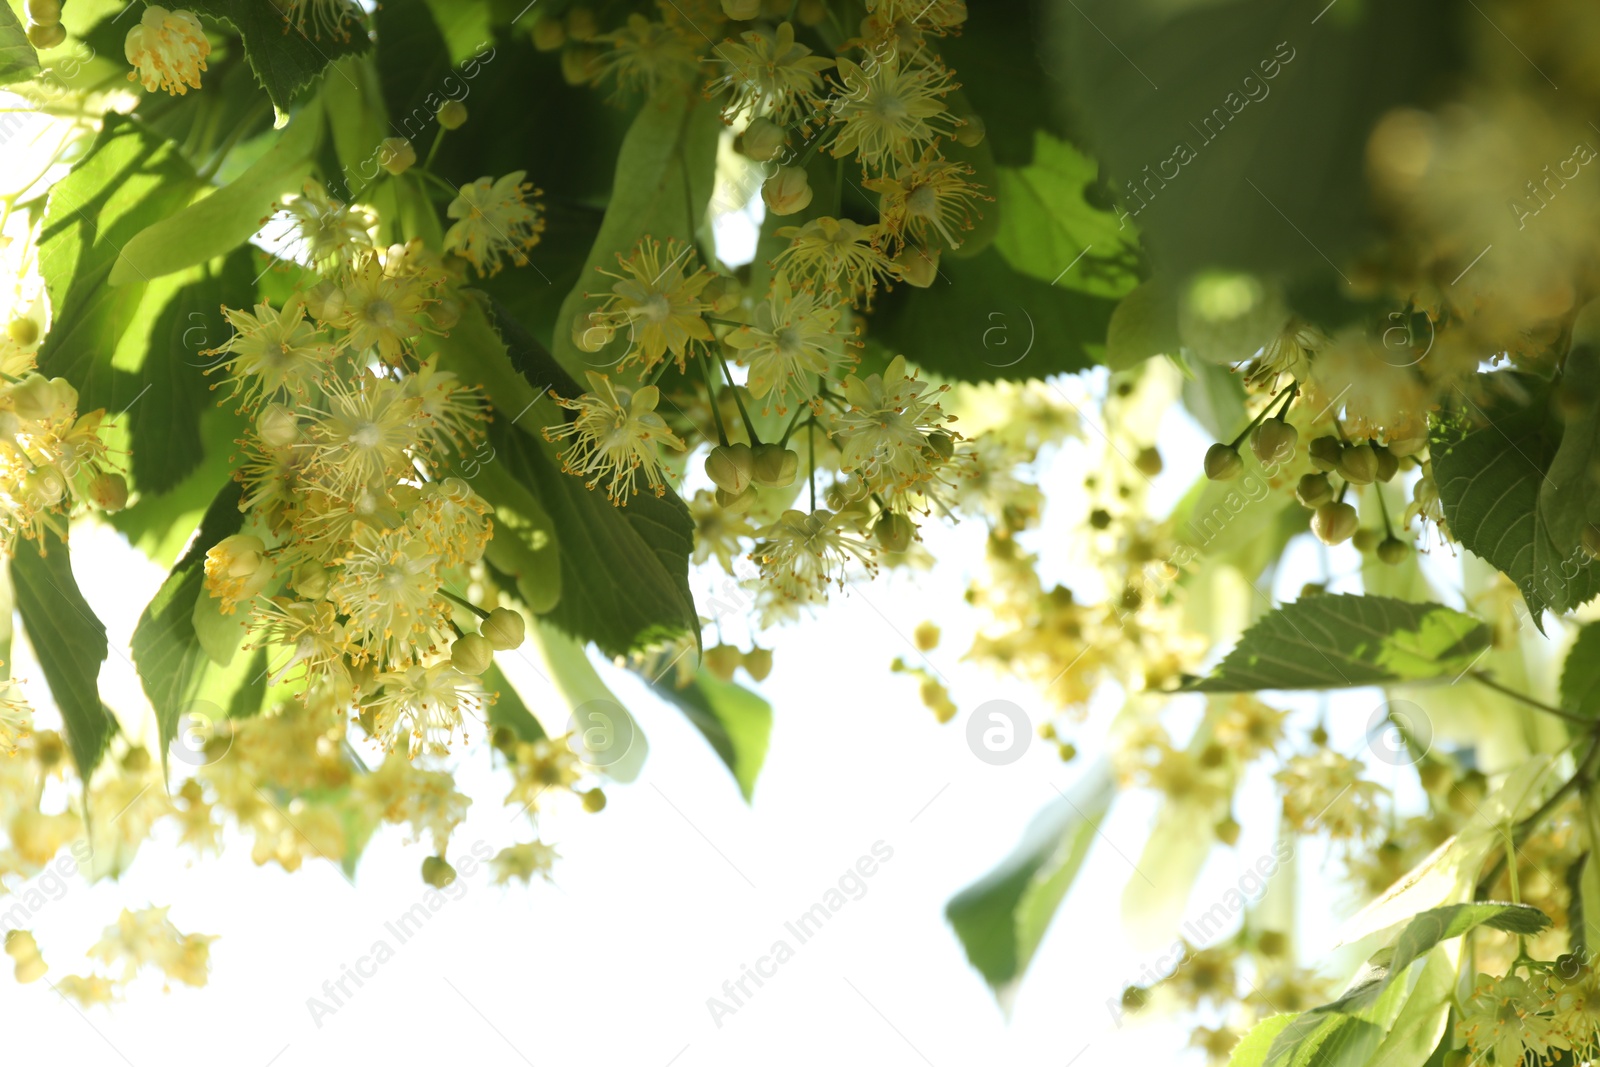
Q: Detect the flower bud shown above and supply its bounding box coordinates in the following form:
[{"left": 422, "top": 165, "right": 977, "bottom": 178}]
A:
[
  {"left": 1295, "top": 473, "right": 1332, "bottom": 508},
  {"left": 1352, "top": 527, "right": 1379, "bottom": 553},
  {"left": 437, "top": 100, "right": 468, "bottom": 130},
  {"left": 762, "top": 166, "right": 813, "bottom": 216},
  {"left": 749, "top": 443, "right": 798, "bottom": 488},
  {"left": 571, "top": 311, "right": 614, "bottom": 352},
  {"left": 1308, "top": 435, "right": 1342, "bottom": 471},
  {"left": 737, "top": 118, "right": 786, "bottom": 162},
  {"left": 421, "top": 855, "right": 457, "bottom": 888},
  {"left": 1312, "top": 501, "right": 1359, "bottom": 545},
  {"left": 1203, "top": 443, "right": 1243, "bottom": 481},
  {"left": 89, "top": 472, "right": 128, "bottom": 512},
  {"left": 1377, "top": 537, "right": 1409, "bottom": 565},
  {"left": 1372, "top": 444, "right": 1399, "bottom": 482},
  {"left": 560, "top": 45, "right": 603, "bottom": 85},
  {"left": 26, "top": 20, "right": 64, "bottom": 48},
  {"left": 1386, "top": 434, "right": 1427, "bottom": 459},
  {"left": 875, "top": 512, "right": 915, "bottom": 552},
  {"left": 429, "top": 298, "right": 461, "bottom": 330},
  {"left": 924, "top": 430, "right": 955, "bottom": 462},
  {"left": 1250, "top": 417, "right": 1298, "bottom": 465},
  {"left": 581, "top": 788, "right": 608, "bottom": 812},
  {"left": 565, "top": 5, "right": 598, "bottom": 39},
  {"left": 1134, "top": 446, "right": 1162, "bottom": 476},
  {"left": 379, "top": 137, "right": 416, "bottom": 176},
  {"left": 894, "top": 245, "right": 940, "bottom": 288},
  {"left": 450, "top": 632, "right": 495, "bottom": 675},
  {"left": 954, "top": 113, "right": 986, "bottom": 147},
  {"left": 257, "top": 403, "right": 299, "bottom": 447},
  {"left": 26, "top": 0, "right": 61, "bottom": 24},
  {"left": 293, "top": 559, "right": 329, "bottom": 600},
  {"left": 23, "top": 466, "right": 65, "bottom": 507},
  {"left": 531, "top": 14, "right": 565, "bottom": 50},
  {"left": 704, "top": 643, "right": 740, "bottom": 681},
  {"left": 720, "top": 0, "right": 760, "bottom": 18},
  {"left": 481, "top": 607, "right": 526, "bottom": 651},
  {"left": 702, "top": 274, "right": 741, "bottom": 313},
  {"left": 1214, "top": 816, "right": 1241, "bottom": 846},
  {"left": 8, "top": 374, "right": 61, "bottom": 421},
  {"left": 705, "top": 442, "right": 754, "bottom": 495},
  {"left": 304, "top": 280, "right": 344, "bottom": 322},
  {"left": 914, "top": 622, "right": 940, "bottom": 650},
  {"left": 742, "top": 646, "right": 772, "bottom": 682},
  {"left": 1057, "top": 741, "right": 1078, "bottom": 762},
  {"left": 5, "top": 930, "right": 45, "bottom": 984},
  {"left": 715, "top": 485, "right": 756, "bottom": 513},
  {"left": 1338, "top": 443, "right": 1378, "bottom": 484},
  {"left": 6, "top": 317, "right": 39, "bottom": 347},
  {"left": 1257, "top": 930, "right": 1288, "bottom": 957}
]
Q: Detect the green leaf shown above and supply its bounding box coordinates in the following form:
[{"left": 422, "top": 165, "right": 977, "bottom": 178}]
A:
[
  {"left": 1562, "top": 623, "right": 1600, "bottom": 718},
  {"left": 0, "top": 2, "right": 39, "bottom": 85},
  {"left": 946, "top": 761, "right": 1114, "bottom": 992},
  {"left": 868, "top": 246, "right": 1118, "bottom": 383},
  {"left": 1539, "top": 329, "right": 1600, "bottom": 562},
  {"left": 1228, "top": 1015, "right": 1297, "bottom": 1067},
  {"left": 1106, "top": 279, "right": 1179, "bottom": 371},
  {"left": 1059, "top": 0, "right": 1463, "bottom": 282},
  {"left": 1432, "top": 382, "right": 1600, "bottom": 626},
  {"left": 993, "top": 132, "right": 1140, "bottom": 299},
  {"left": 183, "top": 0, "right": 372, "bottom": 111},
  {"left": 473, "top": 457, "right": 561, "bottom": 615},
  {"left": 109, "top": 106, "right": 322, "bottom": 285},
  {"left": 651, "top": 669, "right": 771, "bottom": 802},
  {"left": 1188, "top": 594, "right": 1493, "bottom": 692},
  {"left": 12, "top": 532, "right": 116, "bottom": 780},
  {"left": 35, "top": 116, "right": 203, "bottom": 402},
  {"left": 529, "top": 618, "right": 648, "bottom": 781},
  {"left": 482, "top": 661, "right": 546, "bottom": 743},
  {"left": 547, "top": 85, "right": 721, "bottom": 381},
  {"left": 130, "top": 483, "right": 268, "bottom": 774},
  {"left": 935, "top": 0, "right": 1068, "bottom": 167}
]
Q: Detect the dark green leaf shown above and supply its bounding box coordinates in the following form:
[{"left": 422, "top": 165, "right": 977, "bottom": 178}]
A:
[
  {"left": 651, "top": 669, "right": 771, "bottom": 802},
  {"left": 1431, "top": 383, "right": 1600, "bottom": 626},
  {"left": 1187, "top": 594, "right": 1493, "bottom": 692},
  {"left": 1539, "top": 333, "right": 1600, "bottom": 561},
  {"left": 0, "top": 2, "right": 39, "bottom": 85},
  {"left": 183, "top": 0, "right": 372, "bottom": 111},
  {"left": 947, "top": 761, "right": 1113, "bottom": 992},
  {"left": 12, "top": 532, "right": 115, "bottom": 779},
  {"left": 869, "top": 246, "right": 1118, "bottom": 383},
  {"left": 130, "top": 482, "right": 267, "bottom": 775},
  {"left": 1059, "top": 0, "right": 1463, "bottom": 283}
]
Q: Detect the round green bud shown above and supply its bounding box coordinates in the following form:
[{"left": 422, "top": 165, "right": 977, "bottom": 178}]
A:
[
  {"left": 894, "top": 245, "right": 940, "bottom": 288},
  {"left": 1312, "top": 501, "right": 1359, "bottom": 545},
  {"left": 1308, "top": 435, "right": 1343, "bottom": 472},
  {"left": 1251, "top": 417, "right": 1298, "bottom": 465},
  {"left": 89, "top": 472, "right": 128, "bottom": 512},
  {"left": 530, "top": 14, "right": 565, "bottom": 50},
  {"left": 437, "top": 100, "right": 468, "bottom": 130},
  {"left": 705, "top": 442, "right": 755, "bottom": 495},
  {"left": 1257, "top": 930, "right": 1288, "bottom": 957},
  {"left": 1373, "top": 444, "right": 1399, "bottom": 483},
  {"left": 743, "top": 646, "right": 773, "bottom": 682},
  {"left": 572, "top": 311, "right": 614, "bottom": 353},
  {"left": 24, "top": 466, "right": 65, "bottom": 507},
  {"left": 257, "top": 403, "right": 299, "bottom": 448},
  {"left": 875, "top": 512, "right": 915, "bottom": 553},
  {"left": 1214, "top": 816, "right": 1241, "bottom": 846},
  {"left": 421, "top": 856, "right": 457, "bottom": 888},
  {"left": 925, "top": 430, "right": 956, "bottom": 463},
  {"left": 736, "top": 117, "right": 787, "bottom": 163},
  {"left": 1204, "top": 443, "right": 1243, "bottom": 481},
  {"left": 6, "top": 317, "right": 39, "bottom": 347},
  {"left": 749, "top": 444, "right": 799, "bottom": 488},
  {"left": 1088, "top": 507, "right": 1112, "bottom": 530},
  {"left": 720, "top": 0, "right": 760, "bottom": 19},
  {"left": 1377, "top": 537, "right": 1410, "bottom": 565},
  {"left": 26, "top": 20, "right": 64, "bottom": 48},
  {"left": 292, "top": 559, "right": 329, "bottom": 600},
  {"left": 581, "top": 788, "right": 608, "bottom": 813},
  {"left": 481, "top": 607, "right": 526, "bottom": 651},
  {"left": 762, "top": 166, "right": 813, "bottom": 216},
  {"left": 1134, "top": 446, "right": 1163, "bottom": 477},
  {"left": 954, "top": 113, "right": 986, "bottom": 148},
  {"left": 1338, "top": 443, "right": 1378, "bottom": 484},
  {"left": 1295, "top": 472, "right": 1333, "bottom": 509},
  {"left": 1352, "top": 527, "right": 1380, "bottom": 553},
  {"left": 26, "top": 0, "right": 61, "bottom": 26},
  {"left": 379, "top": 137, "right": 416, "bottom": 176},
  {"left": 1056, "top": 741, "right": 1077, "bottom": 762},
  {"left": 450, "top": 632, "right": 495, "bottom": 676},
  {"left": 704, "top": 644, "right": 741, "bottom": 681},
  {"left": 9, "top": 374, "right": 62, "bottom": 421},
  {"left": 1300, "top": 582, "right": 1326, "bottom": 598},
  {"left": 715, "top": 485, "right": 756, "bottom": 513}
]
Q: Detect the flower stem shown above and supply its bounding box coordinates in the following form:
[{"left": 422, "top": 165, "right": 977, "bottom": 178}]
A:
[
  {"left": 717, "top": 353, "right": 760, "bottom": 444},
  {"left": 697, "top": 353, "right": 729, "bottom": 448},
  {"left": 441, "top": 589, "right": 491, "bottom": 620},
  {"left": 1227, "top": 382, "right": 1295, "bottom": 450},
  {"left": 1470, "top": 672, "right": 1596, "bottom": 726}
]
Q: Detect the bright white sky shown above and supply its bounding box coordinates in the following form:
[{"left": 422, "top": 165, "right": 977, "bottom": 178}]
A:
[{"left": 0, "top": 133, "right": 1468, "bottom": 1067}]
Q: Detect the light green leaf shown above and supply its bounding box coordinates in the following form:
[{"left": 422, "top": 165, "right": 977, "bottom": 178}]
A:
[
  {"left": 548, "top": 86, "right": 721, "bottom": 382},
  {"left": 475, "top": 458, "right": 560, "bottom": 615},
  {"left": 1561, "top": 622, "right": 1600, "bottom": 718},
  {"left": 993, "top": 131, "right": 1139, "bottom": 298},
  {"left": 528, "top": 618, "right": 648, "bottom": 782},
  {"left": 0, "top": 2, "right": 39, "bottom": 85},
  {"left": 1106, "top": 278, "right": 1179, "bottom": 371},
  {"left": 1188, "top": 594, "right": 1493, "bottom": 692},
  {"left": 13, "top": 532, "right": 116, "bottom": 780},
  {"left": 651, "top": 669, "right": 772, "bottom": 802},
  {"left": 110, "top": 106, "right": 322, "bottom": 284},
  {"left": 482, "top": 661, "right": 546, "bottom": 743},
  {"left": 1228, "top": 1015, "right": 1297, "bottom": 1067},
  {"left": 947, "top": 760, "right": 1114, "bottom": 993}
]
